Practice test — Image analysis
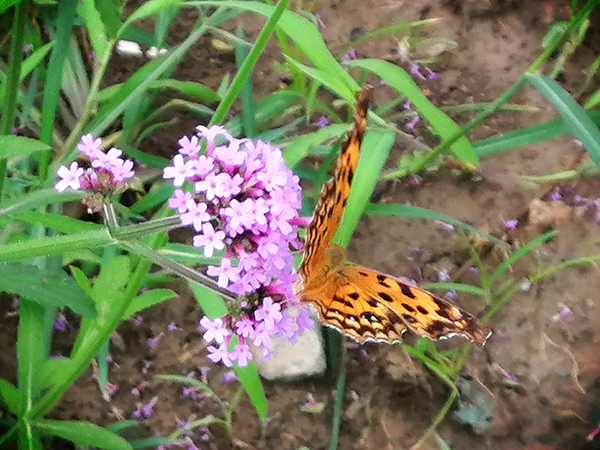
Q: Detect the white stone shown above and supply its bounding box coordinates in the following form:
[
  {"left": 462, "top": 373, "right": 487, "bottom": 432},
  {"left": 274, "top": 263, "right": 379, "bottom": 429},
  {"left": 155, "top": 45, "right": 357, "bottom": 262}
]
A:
[{"left": 252, "top": 307, "right": 326, "bottom": 380}]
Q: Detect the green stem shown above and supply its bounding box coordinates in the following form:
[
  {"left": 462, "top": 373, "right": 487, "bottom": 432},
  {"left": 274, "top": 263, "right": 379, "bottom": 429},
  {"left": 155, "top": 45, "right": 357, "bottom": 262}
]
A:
[
  {"left": 0, "top": 0, "right": 28, "bottom": 200},
  {"left": 328, "top": 342, "right": 346, "bottom": 450},
  {"left": 521, "top": 161, "right": 599, "bottom": 183},
  {"left": 209, "top": 0, "right": 291, "bottom": 125}
]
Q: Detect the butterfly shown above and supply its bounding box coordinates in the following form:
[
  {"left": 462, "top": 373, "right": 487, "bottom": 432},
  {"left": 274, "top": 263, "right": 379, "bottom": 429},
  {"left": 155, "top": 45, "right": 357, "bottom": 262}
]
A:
[{"left": 293, "top": 87, "right": 491, "bottom": 346}]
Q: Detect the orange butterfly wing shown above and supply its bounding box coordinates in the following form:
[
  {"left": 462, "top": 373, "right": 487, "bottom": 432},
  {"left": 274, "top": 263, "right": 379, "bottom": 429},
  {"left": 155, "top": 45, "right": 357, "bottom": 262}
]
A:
[{"left": 294, "top": 88, "right": 490, "bottom": 346}]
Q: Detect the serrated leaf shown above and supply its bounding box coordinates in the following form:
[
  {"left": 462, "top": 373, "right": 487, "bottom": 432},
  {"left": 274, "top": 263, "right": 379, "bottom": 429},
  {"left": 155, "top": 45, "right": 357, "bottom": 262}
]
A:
[{"left": 0, "top": 263, "right": 96, "bottom": 317}]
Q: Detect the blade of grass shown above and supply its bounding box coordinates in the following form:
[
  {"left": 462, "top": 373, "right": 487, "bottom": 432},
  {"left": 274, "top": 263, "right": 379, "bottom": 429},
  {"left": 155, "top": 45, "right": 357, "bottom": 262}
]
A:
[
  {"left": 0, "top": 0, "right": 27, "bottom": 199},
  {"left": 235, "top": 27, "right": 258, "bottom": 137},
  {"left": 526, "top": 74, "right": 600, "bottom": 167}
]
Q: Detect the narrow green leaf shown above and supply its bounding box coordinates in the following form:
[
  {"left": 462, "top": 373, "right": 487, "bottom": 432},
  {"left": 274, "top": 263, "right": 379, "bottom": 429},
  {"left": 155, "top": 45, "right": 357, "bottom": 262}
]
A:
[
  {"left": 225, "top": 90, "right": 296, "bottom": 136},
  {"left": 17, "top": 300, "right": 47, "bottom": 417},
  {"left": 585, "top": 88, "right": 600, "bottom": 109},
  {"left": 120, "top": 0, "right": 180, "bottom": 36},
  {"left": 0, "top": 378, "right": 19, "bottom": 415},
  {"left": 92, "top": 256, "right": 131, "bottom": 304},
  {"left": 190, "top": 282, "right": 228, "bottom": 318},
  {"left": 338, "top": 130, "right": 395, "bottom": 246},
  {"left": 474, "top": 110, "right": 600, "bottom": 156},
  {"left": 40, "top": 358, "right": 75, "bottom": 390},
  {"left": 33, "top": 419, "right": 132, "bottom": 450},
  {"left": 130, "top": 183, "right": 174, "bottom": 214},
  {"left": 489, "top": 230, "right": 557, "bottom": 285},
  {"left": 526, "top": 74, "right": 600, "bottom": 167},
  {"left": 0, "top": 189, "right": 84, "bottom": 216},
  {"left": 123, "top": 289, "right": 178, "bottom": 318},
  {"left": 78, "top": 0, "right": 108, "bottom": 60},
  {"left": 285, "top": 55, "right": 355, "bottom": 101},
  {"left": 232, "top": 353, "right": 267, "bottom": 420},
  {"left": 364, "top": 203, "right": 503, "bottom": 244},
  {"left": 284, "top": 124, "right": 350, "bottom": 168},
  {"left": 149, "top": 79, "right": 220, "bottom": 102},
  {"left": 346, "top": 58, "right": 478, "bottom": 166},
  {"left": 14, "top": 211, "right": 102, "bottom": 234},
  {"left": 420, "top": 282, "right": 488, "bottom": 297},
  {"left": 0, "top": 263, "right": 96, "bottom": 317},
  {"left": 0, "top": 136, "right": 51, "bottom": 159},
  {"left": 236, "top": 27, "right": 258, "bottom": 137},
  {"left": 95, "top": 0, "right": 122, "bottom": 38}
]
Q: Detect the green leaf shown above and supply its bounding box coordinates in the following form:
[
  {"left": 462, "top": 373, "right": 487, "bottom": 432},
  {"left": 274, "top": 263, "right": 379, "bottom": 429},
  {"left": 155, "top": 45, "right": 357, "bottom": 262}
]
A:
[
  {"left": 225, "top": 90, "right": 296, "bottom": 136},
  {"left": 14, "top": 211, "right": 102, "bottom": 234},
  {"left": 346, "top": 58, "right": 478, "bottom": 166},
  {"left": 0, "top": 378, "right": 19, "bottom": 415},
  {"left": 337, "top": 130, "right": 395, "bottom": 246},
  {"left": 364, "top": 203, "right": 504, "bottom": 245},
  {"left": 0, "top": 136, "right": 51, "bottom": 159},
  {"left": 474, "top": 110, "right": 600, "bottom": 156},
  {"left": 92, "top": 256, "right": 131, "bottom": 306},
  {"left": 420, "top": 282, "right": 488, "bottom": 298},
  {"left": 190, "top": 282, "right": 228, "bottom": 318},
  {"left": 120, "top": 0, "right": 180, "bottom": 35},
  {"left": 95, "top": 0, "right": 122, "bottom": 38},
  {"left": 17, "top": 300, "right": 47, "bottom": 417},
  {"left": 130, "top": 183, "right": 173, "bottom": 214},
  {"left": 33, "top": 419, "right": 132, "bottom": 450},
  {"left": 0, "top": 263, "right": 96, "bottom": 316},
  {"left": 585, "top": 88, "right": 600, "bottom": 109},
  {"left": 149, "top": 79, "right": 220, "bottom": 102},
  {"left": 488, "top": 230, "right": 557, "bottom": 285},
  {"left": 123, "top": 289, "right": 177, "bottom": 318},
  {"left": 526, "top": 74, "right": 600, "bottom": 167},
  {"left": 40, "top": 358, "right": 75, "bottom": 390},
  {"left": 78, "top": 0, "right": 108, "bottom": 60},
  {"left": 0, "top": 189, "right": 84, "bottom": 216},
  {"left": 284, "top": 124, "right": 351, "bottom": 168},
  {"left": 236, "top": 27, "right": 258, "bottom": 137},
  {"left": 0, "top": 0, "right": 20, "bottom": 15},
  {"left": 284, "top": 55, "right": 355, "bottom": 101}
]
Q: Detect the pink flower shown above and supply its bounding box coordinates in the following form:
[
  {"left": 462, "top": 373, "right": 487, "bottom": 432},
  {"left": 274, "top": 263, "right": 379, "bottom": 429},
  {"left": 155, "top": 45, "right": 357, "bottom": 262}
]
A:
[
  {"left": 55, "top": 162, "right": 83, "bottom": 192},
  {"left": 91, "top": 148, "right": 123, "bottom": 170},
  {"left": 111, "top": 159, "right": 135, "bottom": 182},
  {"left": 168, "top": 189, "right": 193, "bottom": 213},
  {"left": 76, "top": 133, "right": 102, "bottom": 159},
  {"left": 254, "top": 297, "right": 283, "bottom": 330},
  {"left": 180, "top": 200, "right": 210, "bottom": 231},
  {"left": 231, "top": 343, "right": 252, "bottom": 367},
  {"left": 192, "top": 222, "right": 226, "bottom": 257},
  {"left": 163, "top": 154, "right": 195, "bottom": 187},
  {"left": 234, "top": 317, "right": 255, "bottom": 338},
  {"left": 199, "top": 316, "right": 231, "bottom": 344},
  {"left": 207, "top": 343, "right": 233, "bottom": 367},
  {"left": 214, "top": 172, "right": 244, "bottom": 199},
  {"left": 207, "top": 258, "right": 239, "bottom": 288},
  {"left": 178, "top": 135, "right": 200, "bottom": 156}
]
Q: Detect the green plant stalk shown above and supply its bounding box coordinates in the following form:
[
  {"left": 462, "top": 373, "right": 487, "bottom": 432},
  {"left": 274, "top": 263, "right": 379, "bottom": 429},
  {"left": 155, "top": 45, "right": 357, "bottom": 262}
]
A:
[
  {"left": 328, "top": 342, "right": 346, "bottom": 450},
  {"left": 526, "top": 0, "right": 598, "bottom": 75},
  {"left": 53, "top": 38, "right": 117, "bottom": 163},
  {"left": 209, "top": 0, "right": 291, "bottom": 125},
  {"left": 521, "top": 161, "right": 599, "bottom": 183},
  {"left": 0, "top": 0, "right": 27, "bottom": 200}
]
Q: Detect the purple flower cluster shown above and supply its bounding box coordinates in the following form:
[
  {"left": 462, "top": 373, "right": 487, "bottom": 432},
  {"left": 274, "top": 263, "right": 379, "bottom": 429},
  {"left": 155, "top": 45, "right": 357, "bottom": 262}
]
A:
[
  {"left": 164, "top": 125, "right": 313, "bottom": 367},
  {"left": 55, "top": 134, "right": 135, "bottom": 212}
]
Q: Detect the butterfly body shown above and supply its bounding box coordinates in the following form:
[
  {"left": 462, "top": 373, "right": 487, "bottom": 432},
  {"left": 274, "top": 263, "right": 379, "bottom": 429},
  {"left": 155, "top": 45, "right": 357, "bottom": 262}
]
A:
[{"left": 294, "top": 88, "right": 490, "bottom": 347}]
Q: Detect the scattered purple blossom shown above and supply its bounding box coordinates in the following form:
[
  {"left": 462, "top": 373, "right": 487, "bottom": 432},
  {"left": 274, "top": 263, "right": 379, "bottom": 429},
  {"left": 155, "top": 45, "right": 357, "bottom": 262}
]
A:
[
  {"left": 130, "top": 315, "right": 144, "bottom": 326},
  {"left": 551, "top": 306, "right": 572, "bottom": 321},
  {"left": 409, "top": 62, "right": 427, "bottom": 80},
  {"left": 405, "top": 117, "right": 419, "bottom": 133},
  {"left": 340, "top": 49, "right": 357, "bottom": 62},
  {"left": 505, "top": 219, "right": 518, "bottom": 231},
  {"left": 222, "top": 370, "right": 237, "bottom": 383},
  {"left": 499, "top": 368, "right": 518, "bottom": 383},
  {"left": 550, "top": 189, "right": 562, "bottom": 201},
  {"left": 445, "top": 289, "right": 458, "bottom": 300},
  {"left": 436, "top": 221, "right": 455, "bottom": 231},
  {"left": 316, "top": 116, "right": 331, "bottom": 128},
  {"left": 468, "top": 266, "right": 479, "bottom": 275},
  {"left": 437, "top": 269, "right": 451, "bottom": 282},
  {"left": 105, "top": 382, "right": 118, "bottom": 398},
  {"left": 55, "top": 134, "right": 135, "bottom": 213},
  {"left": 54, "top": 313, "right": 68, "bottom": 332},
  {"left": 147, "top": 333, "right": 163, "bottom": 349},
  {"left": 587, "top": 423, "right": 600, "bottom": 442},
  {"left": 141, "top": 360, "right": 152, "bottom": 375},
  {"left": 132, "top": 397, "right": 158, "bottom": 419},
  {"left": 164, "top": 126, "right": 314, "bottom": 368},
  {"left": 167, "top": 322, "right": 180, "bottom": 332},
  {"left": 520, "top": 281, "right": 532, "bottom": 292}
]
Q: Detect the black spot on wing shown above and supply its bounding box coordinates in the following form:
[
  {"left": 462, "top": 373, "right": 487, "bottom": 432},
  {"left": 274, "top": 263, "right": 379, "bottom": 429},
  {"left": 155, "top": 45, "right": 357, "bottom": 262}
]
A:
[
  {"left": 417, "top": 306, "right": 429, "bottom": 315},
  {"left": 402, "top": 303, "right": 416, "bottom": 313},
  {"left": 398, "top": 282, "right": 416, "bottom": 299},
  {"left": 358, "top": 271, "right": 369, "bottom": 277},
  {"left": 367, "top": 298, "right": 378, "bottom": 307},
  {"left": 402, "top": 314, "right": 416, "bottom": 323},
  {"left": 376, "top": 274, "right": 390, "bottom": 287},
  {"left": 347, "top": 168, "right": 354, "bottom": 185},
  {"left": 348, "top": 292, "right": 360, "bottom": 300},
  {"left": 378, "top": 292, "right": 393, "bottom": 302},
  {"left": 333, "top": 295, "right": 353, "bottom": 308}
]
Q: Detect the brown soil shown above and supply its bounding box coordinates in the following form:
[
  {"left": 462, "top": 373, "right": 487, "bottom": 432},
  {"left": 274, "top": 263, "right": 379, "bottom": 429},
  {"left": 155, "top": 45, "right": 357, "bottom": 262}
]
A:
[{"left": 3, "top": 1, "right": 600, "bottom": 449}]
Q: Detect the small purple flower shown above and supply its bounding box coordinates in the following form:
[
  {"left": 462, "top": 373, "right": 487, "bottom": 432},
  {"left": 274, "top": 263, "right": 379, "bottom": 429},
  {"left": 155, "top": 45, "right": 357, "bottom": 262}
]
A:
[
  {"left": 91, "top": 148, "right": 123, "bottom": 170},
  {"left": 551, "top": 306, "right": 572, "bottom": 321},
  {"left": 222, "top": 370, "right": 237, "bottom": 383},
  {"left": 192, "top": 155, "right": 215, "bottom": 178},
  {"left": 234, "top": 317, "right": 255, "bottom": 338},
  {"left": 254, "top": 297, "right": 283, "bottom": 330},
  {"left": 76, "top": 134, "right": 102, "bottom": 159},
  {"left": 167, "top": 322, "right": 179, "bottom": 332},
  {"left": 147, "top": 334, "right": 162, "bottom": 349},
  {"left": 192, "top": 222, "right": 226, "bottom": 257},
  {"left": 316, "top": 116, "right": 331, "bottom": 128},
  {"left": 215, "top": 172, "right": 244, "bottom": 198},
  {"left": 55, "top": 162, "right": 84, "bottom": 192},
  {"left": 179, "top": 200, "right": 210, "bottom": 231},
  {"left": 206, "top": 258, "right": 239, "bottom": 288},
  {"left": 130, "top": 315, "right": 143, "bottom": 326},
  {"left": 214, "top": 142, "right": 245, "bottom": 167},
  {"left": 403, "top": 101, "right": 412, "bottom": 110},
  {"left": 550, "top": 189, "right": 562, "bottom": 201},
  {"left": 168, "top": 189, "right": 193, "bottom": 213},
  {"left": 131, "top": 387, "right": 141, "bottom": 396},
  {"left": 196, "top": 125, "right": 232, "bottom": 145},
  {"left": 409, "top": 63, "right": 426, "bottom": 80},
  {"left": 445, "top": 289, "right": 458, "bottom": 300},
  {"left": 437, "top": 269, "right": 451, "bottom": 282},
  {"left": 231, "top": 343, "right": 253, "bottom": 368},
  {"left": 163, "top": 154, "right": 195, "bottom": 187},
  {"left": 207, "top": 343, "right": 233, "bottom": 367},
  {"left": 53, "top": 313, "right": 68, "bottom": 332},
  {"left": 405, "top": 118, "right": 418, "bottom": 133},
  {"left": 105, "top": 382, "right": 118, "bottom": 397},
  {"left": 468, "top": 266, "right": 479, "bottom": 275},
  {"left": 141, "top": 360, "right": 152, "bottom": 374},
  {"left": 178, "top": 135, "right": 200, "bottom": 156},
  {"left": 340, "top": 49, "right": 357, "bottom": 62},
  {"left": 520, "top": 281, "right": 532, "bottom": 292},
  {"left": 199, "top": 316, "right": 231, "bottom": 344},
  {"left": 141, "top": 397, "right": 157, "bottom": 418},
  {"left": 425, "top": 68, "right": 439, "bottom": 81},
  {"left": 111, "top": 159, "right": 135, "bottom": 182},
  {"left": 505, "top": 219, "right": 518, "bottom": 231},
  {"left": 436, "top": 221, "right": 455, "bottom": 231},
  {"left": 294, "top": 308, "right": 313, "bottom": 331},
  {"left": 194, "top": 172, "right": 220, "bottom": 201}
]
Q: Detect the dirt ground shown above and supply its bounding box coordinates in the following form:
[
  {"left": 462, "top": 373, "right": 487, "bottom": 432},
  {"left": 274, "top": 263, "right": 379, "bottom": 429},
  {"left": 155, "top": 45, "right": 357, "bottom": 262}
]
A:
[{"left": 2, "top": 0, "right": 600, "bottom": 449}]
